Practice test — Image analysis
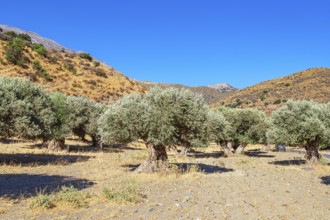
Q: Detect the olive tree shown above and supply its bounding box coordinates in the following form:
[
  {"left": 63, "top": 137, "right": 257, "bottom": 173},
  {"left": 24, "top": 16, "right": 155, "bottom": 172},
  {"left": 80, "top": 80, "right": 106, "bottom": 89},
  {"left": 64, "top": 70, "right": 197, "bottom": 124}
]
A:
[
  {"left": 99, "top": 88, "right": 214, "bottom": 173},
  {"left": 42, "top": 92, "right": 71, "bottom": 150},
  {"left": 66, "top": 96, "right": 103, "bottom": 146},
  {"left": 218, "top": 107, "right": 270, "bottom": 156},
  {"left": 0, "top": 77, "right": 57, "bottom": 141},
  {"left": 267, "top": 100, "right": 330, "bottom": 164}
]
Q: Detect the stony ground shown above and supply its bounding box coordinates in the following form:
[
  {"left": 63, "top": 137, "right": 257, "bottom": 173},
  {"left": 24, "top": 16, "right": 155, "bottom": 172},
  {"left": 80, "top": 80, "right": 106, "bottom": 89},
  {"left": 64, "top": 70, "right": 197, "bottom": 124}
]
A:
[{"left": 0, "top": 139, "right": 329, "bottom": 220}]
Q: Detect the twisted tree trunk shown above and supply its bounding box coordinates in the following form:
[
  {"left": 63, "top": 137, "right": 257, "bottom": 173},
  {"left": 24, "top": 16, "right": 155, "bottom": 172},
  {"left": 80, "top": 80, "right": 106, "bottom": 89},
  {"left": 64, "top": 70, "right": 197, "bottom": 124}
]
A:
[
  {"left": 304, "top": 137, "right": 321, "bottom": 165},
  {"left": 234, "top": 143, "right": 247, "bottom": 154},
  {"left": 136, "top": 144, "right": 168, "bottom": 173},
  {"left": 91, "top": 135, "right": 102, "bottom": 150},
  {"left": 220, "top": 142, "right": 234, "bottom": 157}
]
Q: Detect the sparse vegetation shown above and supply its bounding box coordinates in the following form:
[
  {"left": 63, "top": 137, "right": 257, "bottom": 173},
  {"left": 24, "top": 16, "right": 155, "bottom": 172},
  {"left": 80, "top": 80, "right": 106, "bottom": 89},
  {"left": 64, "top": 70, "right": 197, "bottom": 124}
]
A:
[
  {"left": 4, "top": 38, "right": 26, "bottom": 66},
  {"left": 32, "top": 60, "right": 51, "bottom": 80},
  {"left": 30, "top": 185, "right": 89, "bottom": 209},
  {"left": 103, "top": 178, "right": 142, "bottom": 204},
  {"left": 32, "top": 43, "right": 47, "bottom": 57},
  {"left": 64, "top": 62, "right": 77, "bottom": 74},
  {"left": 79, "top": 52, "right": 93, "bottom": 61}
]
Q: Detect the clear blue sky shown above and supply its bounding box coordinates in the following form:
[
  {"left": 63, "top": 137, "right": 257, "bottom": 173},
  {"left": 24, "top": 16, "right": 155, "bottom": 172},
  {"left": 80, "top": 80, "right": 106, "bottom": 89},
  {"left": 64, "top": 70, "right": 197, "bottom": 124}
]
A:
[{"left": 1, "top": 0, "right": 329, "bottom": 89}]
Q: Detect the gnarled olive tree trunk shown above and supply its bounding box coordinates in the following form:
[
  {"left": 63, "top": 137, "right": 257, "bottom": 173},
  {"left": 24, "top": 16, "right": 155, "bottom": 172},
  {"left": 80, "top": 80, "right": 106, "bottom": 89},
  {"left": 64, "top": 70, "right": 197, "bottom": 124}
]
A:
[
  {"left": 43, "top": 138, "right": 65, "bottom": 151},
  {"left": 234, "top": 143, "right": 247, "bottom": 154},
  {"left": 136, "top": 144, "right": 168, "bottom": 173},
  {"left": 91, "top": 135, "right": 103, "bottom": 150},
  {"left": 304, "top": 137, "right": 321, "bottom": 165},
  {"left": 220, "top": 142, "right": 234, "bottom": 157},
  {"left": 220, "top": 141, "right": 247, "bottom": 156}
]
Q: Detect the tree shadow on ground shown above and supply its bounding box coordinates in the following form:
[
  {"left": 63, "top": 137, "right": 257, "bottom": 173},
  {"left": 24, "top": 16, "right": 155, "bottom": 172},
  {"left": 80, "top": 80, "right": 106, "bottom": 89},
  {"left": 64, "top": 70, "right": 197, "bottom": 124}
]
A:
[
  {"left": 245, "top": 149, "right": 275, "bottom": 158},
  {"left": 30, "top": 142, "right": 143, "bottom": 153},
  {"left": 320, "top": 176, "right": 330, "bottom": 185},
  {"left": 269, "top": 159, "right": 306, "bottom": 166},
  {"left": 176, "top": 163, "right": 234, "bottom": 174},
  {"left": 0, "top": 138, "right": 28, "bottom": 144},
  {"left": 122, "top": 164, "right": 140, "bottom": 171},
  {"left": 0, "top": 153, "right": 92, "bottom": 166},
  {"left": 188, "top": 151, "right": 224, "bottom": 159},
  {"left": 121, "top": 163, "right": 234, "bottom": 174},
  {"left": 0, "top": 174, "right": 94, "bottom": 199}
]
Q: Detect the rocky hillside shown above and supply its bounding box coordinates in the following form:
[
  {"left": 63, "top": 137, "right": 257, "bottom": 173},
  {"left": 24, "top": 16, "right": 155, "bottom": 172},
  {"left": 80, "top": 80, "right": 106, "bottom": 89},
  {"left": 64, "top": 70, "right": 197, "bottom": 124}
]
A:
[
  {"left": 142, "top": 81, "right": 237, "bottom": 104},
  {"left": 216, "top": 68, "right": 330, "bottom": 113},
  {"left": 0, "top": 25, "right": 146, "bottom": 102}
]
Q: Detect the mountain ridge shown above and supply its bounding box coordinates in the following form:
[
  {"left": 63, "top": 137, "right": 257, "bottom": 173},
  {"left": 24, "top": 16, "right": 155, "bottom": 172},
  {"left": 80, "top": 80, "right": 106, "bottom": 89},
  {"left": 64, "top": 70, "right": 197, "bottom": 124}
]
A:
[{"left": 216, "top": 67, "right": 330, "bottom": 113}]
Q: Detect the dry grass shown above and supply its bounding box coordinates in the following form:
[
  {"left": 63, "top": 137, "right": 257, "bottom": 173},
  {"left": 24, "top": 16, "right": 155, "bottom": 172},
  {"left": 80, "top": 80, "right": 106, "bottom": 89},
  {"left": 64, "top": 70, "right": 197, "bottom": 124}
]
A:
[
  {"left": 0, "top": 40, "right": 146, "bottom": 103},
  {"left": 0, "top": 140, "right": 330, "bottom": 219}
]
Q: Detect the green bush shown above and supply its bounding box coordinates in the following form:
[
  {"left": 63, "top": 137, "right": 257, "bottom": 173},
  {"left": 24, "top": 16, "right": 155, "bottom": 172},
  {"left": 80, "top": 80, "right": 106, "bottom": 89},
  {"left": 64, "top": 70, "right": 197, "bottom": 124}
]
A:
[
  {"left": 32, "top": 43, "right": 47, "bottom": 57},
  {"left": 273, "top": 99, "right": 281, "bottom": 105},
  {"left": 4, "top": 31, "right": 17, "bottom": 38},
  {"left": 4, "top": 38, "right": 26, "bottom": 66},
  {"left": 32, "top": 60, "right": 51, "bottom": 81},
  {"left": 79, "top": 52, "right": 93, "bottom": 61},
  {"left": 64, "top": 63, "right": 77, "bottom": 74},
  {"left": 0, "top": 27, "right": 3, "bottom": 32},
  {"left": 18, "top": 33, "right": 32, "bottom": 43},
  {"left": 93, "top": 61, "right": 100, "bottom": 67}
]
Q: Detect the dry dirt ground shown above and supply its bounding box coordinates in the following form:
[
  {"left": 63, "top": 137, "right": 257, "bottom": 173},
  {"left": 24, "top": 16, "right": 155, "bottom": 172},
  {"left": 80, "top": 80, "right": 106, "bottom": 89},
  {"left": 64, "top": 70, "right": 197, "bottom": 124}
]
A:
[{"left": 0, "top": 139, "right": 329, "bottom": 220}]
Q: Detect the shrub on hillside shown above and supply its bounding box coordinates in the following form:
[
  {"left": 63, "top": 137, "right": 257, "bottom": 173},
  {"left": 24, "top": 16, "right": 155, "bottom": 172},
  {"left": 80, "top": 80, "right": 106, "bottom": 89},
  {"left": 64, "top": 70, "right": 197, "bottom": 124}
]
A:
[
  {"left": 79, "top": 52, "right": 93, "bottom": 62},
  {"left": 32, "top": 43, "right": 47, "bottom": 57},
  {"left": 64, "top": 62, "right": 77, "bottom": 74},
  {"left": 4, "top": 38, "right": 26, "bottom": 67},
  {"left": 4, "top": 31, "right": 17, "bottom": 39},
  {"left": 17, "top": 33, "right": 32, "bottom": 43},
  {"left": 32, "top": 60, "right": 51, "bottom": 81}
]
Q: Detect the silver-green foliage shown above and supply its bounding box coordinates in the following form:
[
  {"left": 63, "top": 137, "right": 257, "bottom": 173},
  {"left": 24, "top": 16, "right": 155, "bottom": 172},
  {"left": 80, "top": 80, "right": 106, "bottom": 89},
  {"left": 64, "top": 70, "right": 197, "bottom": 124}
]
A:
[
  {"left": 99, "top": 88, "right": 217, "bottom": 148},
  {"left": 66, "top": 96, "right": 104, "bottom": 139},
  {"left": 219, "top": 107, "right": 270, "bottom": 145},
  {"left": 48, "top": 92, "right": 71, "bottom": 140},
  {"left": 0, "top": 77, "right": 57, "bottom": 140},
  {"left": 267, "top": 100, "right": 330, "bottom": 146}
]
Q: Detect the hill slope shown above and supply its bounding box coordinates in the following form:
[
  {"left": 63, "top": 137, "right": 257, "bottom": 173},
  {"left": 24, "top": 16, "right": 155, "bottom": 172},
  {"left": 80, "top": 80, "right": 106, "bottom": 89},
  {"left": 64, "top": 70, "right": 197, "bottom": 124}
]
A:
[
  {"left": 142, "top": 81, "right": 237, "bottom": 104},
  {"left": 217, "top": 68, "right": 330, "bottom": 113},
  {"left": 0, "top": 25, "right": 146, "bottom": 102}
]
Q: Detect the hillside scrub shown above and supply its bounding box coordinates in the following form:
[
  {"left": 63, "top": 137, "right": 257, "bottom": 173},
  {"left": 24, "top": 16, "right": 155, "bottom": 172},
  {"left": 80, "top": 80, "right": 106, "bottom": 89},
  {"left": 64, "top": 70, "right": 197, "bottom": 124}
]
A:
[
  {"left": 218, "top": 107, "right": 270, "bottom": 156},
  {"left": 267, "top": 100, "right": 330, "bottom": 164},
  {"left": 99, "top": 88, "right": 217, "bottom": 173}
]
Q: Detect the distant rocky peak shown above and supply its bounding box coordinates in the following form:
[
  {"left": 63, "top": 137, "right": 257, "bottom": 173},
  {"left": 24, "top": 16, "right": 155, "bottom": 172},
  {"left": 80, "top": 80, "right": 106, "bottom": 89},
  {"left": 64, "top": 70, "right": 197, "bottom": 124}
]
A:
[{"left": 207, "top": 83, "right": 237, "bottom": 92}]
